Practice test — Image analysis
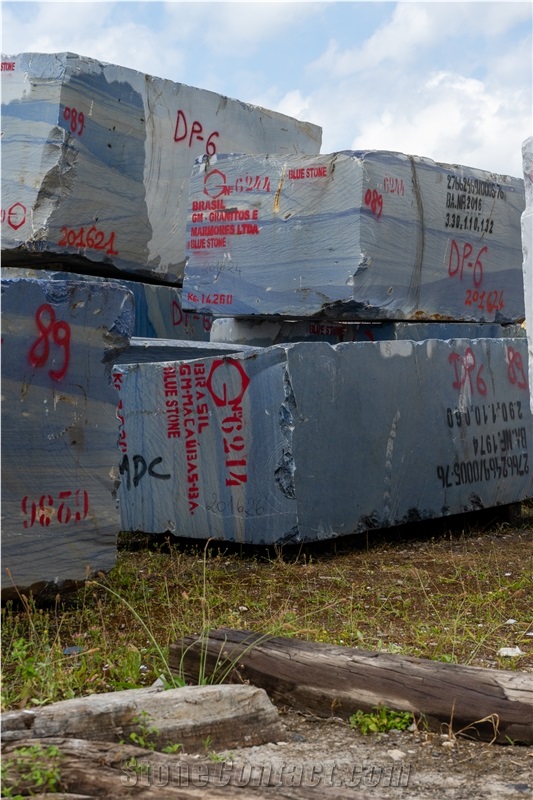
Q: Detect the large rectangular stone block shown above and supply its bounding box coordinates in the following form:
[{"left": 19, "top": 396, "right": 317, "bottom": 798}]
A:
[
  {"left": 1, "top": 52, "right": 321, "bottom": 283},
  {"left": 1, "top": 278, "right": 134, "bottom": 595},
  {"left": 210, "top": 317, "right": 526, "bottom": 347},
  {"left": 2, "top": 266, "right": 212, "bottom": 340},
  {"left": 114, "top": 337, "right": 533, "bottom": 545},
  {"left": 521, "top": 136, "right": 533, "bottom": 413},
  {"left": 115, "top": 337, "right": 259, "bottom": 366},
  {"left": 183, "top": 150, "right": 525, "bottom": 322}
]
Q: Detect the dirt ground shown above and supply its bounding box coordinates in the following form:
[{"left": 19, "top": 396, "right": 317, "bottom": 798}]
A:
[{"left": 206, "top": 706, "right": 532, "bottom": 799}]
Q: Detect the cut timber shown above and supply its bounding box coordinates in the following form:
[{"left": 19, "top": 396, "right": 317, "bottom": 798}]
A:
[
  {"left": 183, "top": 150, "right": 525, "bottom": 321},
  {"left": 2, "top": 737, "right": 367, "bottom": 799},
  {"left": 1, "top": 52, "right": 321, "bottom": 283},
  {"left": 170, "top": 629, "right": 533, "bottom": 745},
  {"left": 1, "top": 684, "right": 283, "bottom": 752}
]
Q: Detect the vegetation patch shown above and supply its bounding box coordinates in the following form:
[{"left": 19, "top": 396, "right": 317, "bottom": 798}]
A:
[{"left": 2, "top": 505, "right": 532, "bottom": 712}]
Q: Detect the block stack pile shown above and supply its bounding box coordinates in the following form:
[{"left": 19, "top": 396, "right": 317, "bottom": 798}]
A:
[
  {"left": 2, "top": 51, "right": 531, "bottom": 581},
  {"left": 113, "top": 148, "right": 533, "bottom": 545},
  {"left": 0, "top": 52, "right": 321, "bottom": 594}
]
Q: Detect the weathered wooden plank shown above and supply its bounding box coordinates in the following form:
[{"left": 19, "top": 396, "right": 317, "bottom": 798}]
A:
[
  {"left": 170, "top": 630, "right": 533, "bottom": 745},
  {"left": 182, "top": 151, "right": 525, "bottom": 321},
  {"left": 1, "top": 684, "right": 283, "bottom": 751},
  {"left": 210, "top": 317, "right": 526, "bottom": 347},
  {"left": 114, "top": 337, "right": 533, "bottom": 544},
  {"left": 1, "top": 277, "right": 133, "bottom": 596},
  {"left": 1, "top": 52, "right": 321, "bottom": 283},
  {"left": 522, "top": 136, "right": 533, "bottom": 414}
]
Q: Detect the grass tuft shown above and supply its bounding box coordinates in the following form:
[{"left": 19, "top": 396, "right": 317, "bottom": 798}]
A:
[{"left": 2, "top": 508, "right": 532, "bottom": 711}]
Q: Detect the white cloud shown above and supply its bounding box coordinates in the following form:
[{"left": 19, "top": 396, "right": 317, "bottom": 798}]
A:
[
  {"left": 1, "top": 1, "right": 531, "bottom": 177},
  {"left": 310, "top": 1, "right": 533, "bottom": 78},
  {"left": 347, "top": 69, "right": 530, "bottom": 176},
  {"left": 164, "top": 1, "right": 325, "bottom": 58}
]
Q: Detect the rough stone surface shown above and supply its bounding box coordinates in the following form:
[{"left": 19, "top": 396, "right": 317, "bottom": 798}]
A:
[
  {"left": 1, "top": 52, "right": 321, "bottom": 282},
  {"left": 210, "top": 317, "right": 526, "bottom": 347},
  {"left": 1, "top": 277, "right": 133, "bottom": 593},
  {"left": 521, "top": 136, "right": 533, "bottom": 414},
  {"left": 2, "top": 267, "right": 212, "bottom": 340},
  {"left": 114, "top": 337, "right": 533, "bottom": 544},
  {"left": 183, "top": 150, "right": 525, "bottom": 322}
]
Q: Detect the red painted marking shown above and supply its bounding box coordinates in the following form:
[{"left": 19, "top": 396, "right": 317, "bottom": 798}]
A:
[
  {"left": 448, "top": 240, "right": 487, "bottom": 287},
  {"left": 506, "top": 346, "right": 528, "bottom": 390},
  {"left": 0, "top": 202, "right": 27, "bottom": 230},
  {"left": 21, "top": 489, "right": 89, "bottom": 528},
  {"left": 58, "top": 226, "right": 118, "bottom": 256},
  {"left": 28, "top": 303, "right": 71, "bottom": 382},
  {"left": 364, "top": 188, "right": 383, "bottom": 219},
  {"left": 448, "top": 347, "right": 487, "bottom": 397},
  {"left": 174, "top": 109, "right": 219, "bottom": 155},
  {"left": 206, "top": 358, "right": 250, "bottom": 487},
  {"left": 63, "top": 106, "right": 85, "bottom": 136}
]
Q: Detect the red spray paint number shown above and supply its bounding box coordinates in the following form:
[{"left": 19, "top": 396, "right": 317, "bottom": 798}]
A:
[{"left": 28, "top": 304, "right": 71, "bottom": 382}]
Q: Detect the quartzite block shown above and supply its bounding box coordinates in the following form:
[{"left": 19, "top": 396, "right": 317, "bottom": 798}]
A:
[
  {"left": 521, "top": 136, "right": 533, "bottom": 413},
  {"left": 1, "top": 278, "right": 133, "bottom": 594},
  {"left": 210, "top": 317, "right": 526, "bottom": 347},
  {"left": 1, "top": 52, "right": 321, "bottom": 282},
  {"left": 115, "top": 337, "right": 533, "bottom": 544},
  {"left": 183, "top": 150, "right": 525, "bottom": 322}
]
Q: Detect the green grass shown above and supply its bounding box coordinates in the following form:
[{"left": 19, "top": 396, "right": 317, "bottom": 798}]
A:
[
  {"left": 1, "top": 743, "right": 63, "bottom": 797},
  {"left": 1, "top": 507, "right": 532, "bottom": 711},
  {"left": 349, "top": 706, "right": 414, "bottom": 735}
]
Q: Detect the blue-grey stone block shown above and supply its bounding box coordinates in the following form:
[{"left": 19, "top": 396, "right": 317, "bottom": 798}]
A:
[
  {"left": 2, "top": 267, "right": 212, "bottom": 341},
  {"left": 1, "top": 52, "right": 321, "bottom": 283},
  {"left": 210, "top": 317, "right": 526, "bottom": 347},
  {"left": 1, "top": 278, "right": 134, "bottom": 593},
  {"left": 114, "top": 337, "right": 533, "bottom": 545},
  {"left": 521, "top": 137, "right": 533, "bottom": 413},
  {"left": 183, "top": 151, "right": 525, "bottom": 322},
  {"left": 115, "top": 337, "right": 260, "bottom": 366},
  {"left": 2, "top": 53, "right": 322, "bottom": 283}
]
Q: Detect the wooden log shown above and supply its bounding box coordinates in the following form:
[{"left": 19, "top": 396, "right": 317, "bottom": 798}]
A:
[
  {"left": 1, "top": 52, "right": 321, "bottom": 283},
  {"left": 183, "top": 150, "right": 525, "bottom": 321},
  {"left": 169, "top": 629, "right": 533, "bottom": 745},
  {"left": 1, "top": 684, "right": 284, "bottom": 752},
  {"left": 2, "top": 737, "right": 367, "bottom": 799}
]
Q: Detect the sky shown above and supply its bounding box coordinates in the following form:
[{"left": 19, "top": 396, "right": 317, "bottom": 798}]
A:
[{"left": 2, "top": 1, "right": 532, "bottom": 178}]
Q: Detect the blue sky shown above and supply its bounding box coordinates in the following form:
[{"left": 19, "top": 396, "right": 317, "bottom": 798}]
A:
[{"left": 2, "top": 2, "right": 532, "bottom": 176}]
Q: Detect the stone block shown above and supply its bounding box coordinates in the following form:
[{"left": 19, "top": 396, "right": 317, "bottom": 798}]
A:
[
  {"left": 521, "top": 136, "right": 533, "bottom": 413},
  {"left": 2, "top": 266, "right": 212, "bottom": 340},
  {"left": 183, "top": 150, "right": 525, "bottom": 322},
  {"left": 210, "top": 317, "right": 526, "bottom": 347},
  {"left": 114, "top": 337, "right": 533, "bottom": 544},
  {"left": 1, "top": 277, "right": 133, "bottom": 594},
  {"left": 1, "top": 52, "right": 321, "bottom": 282}
]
